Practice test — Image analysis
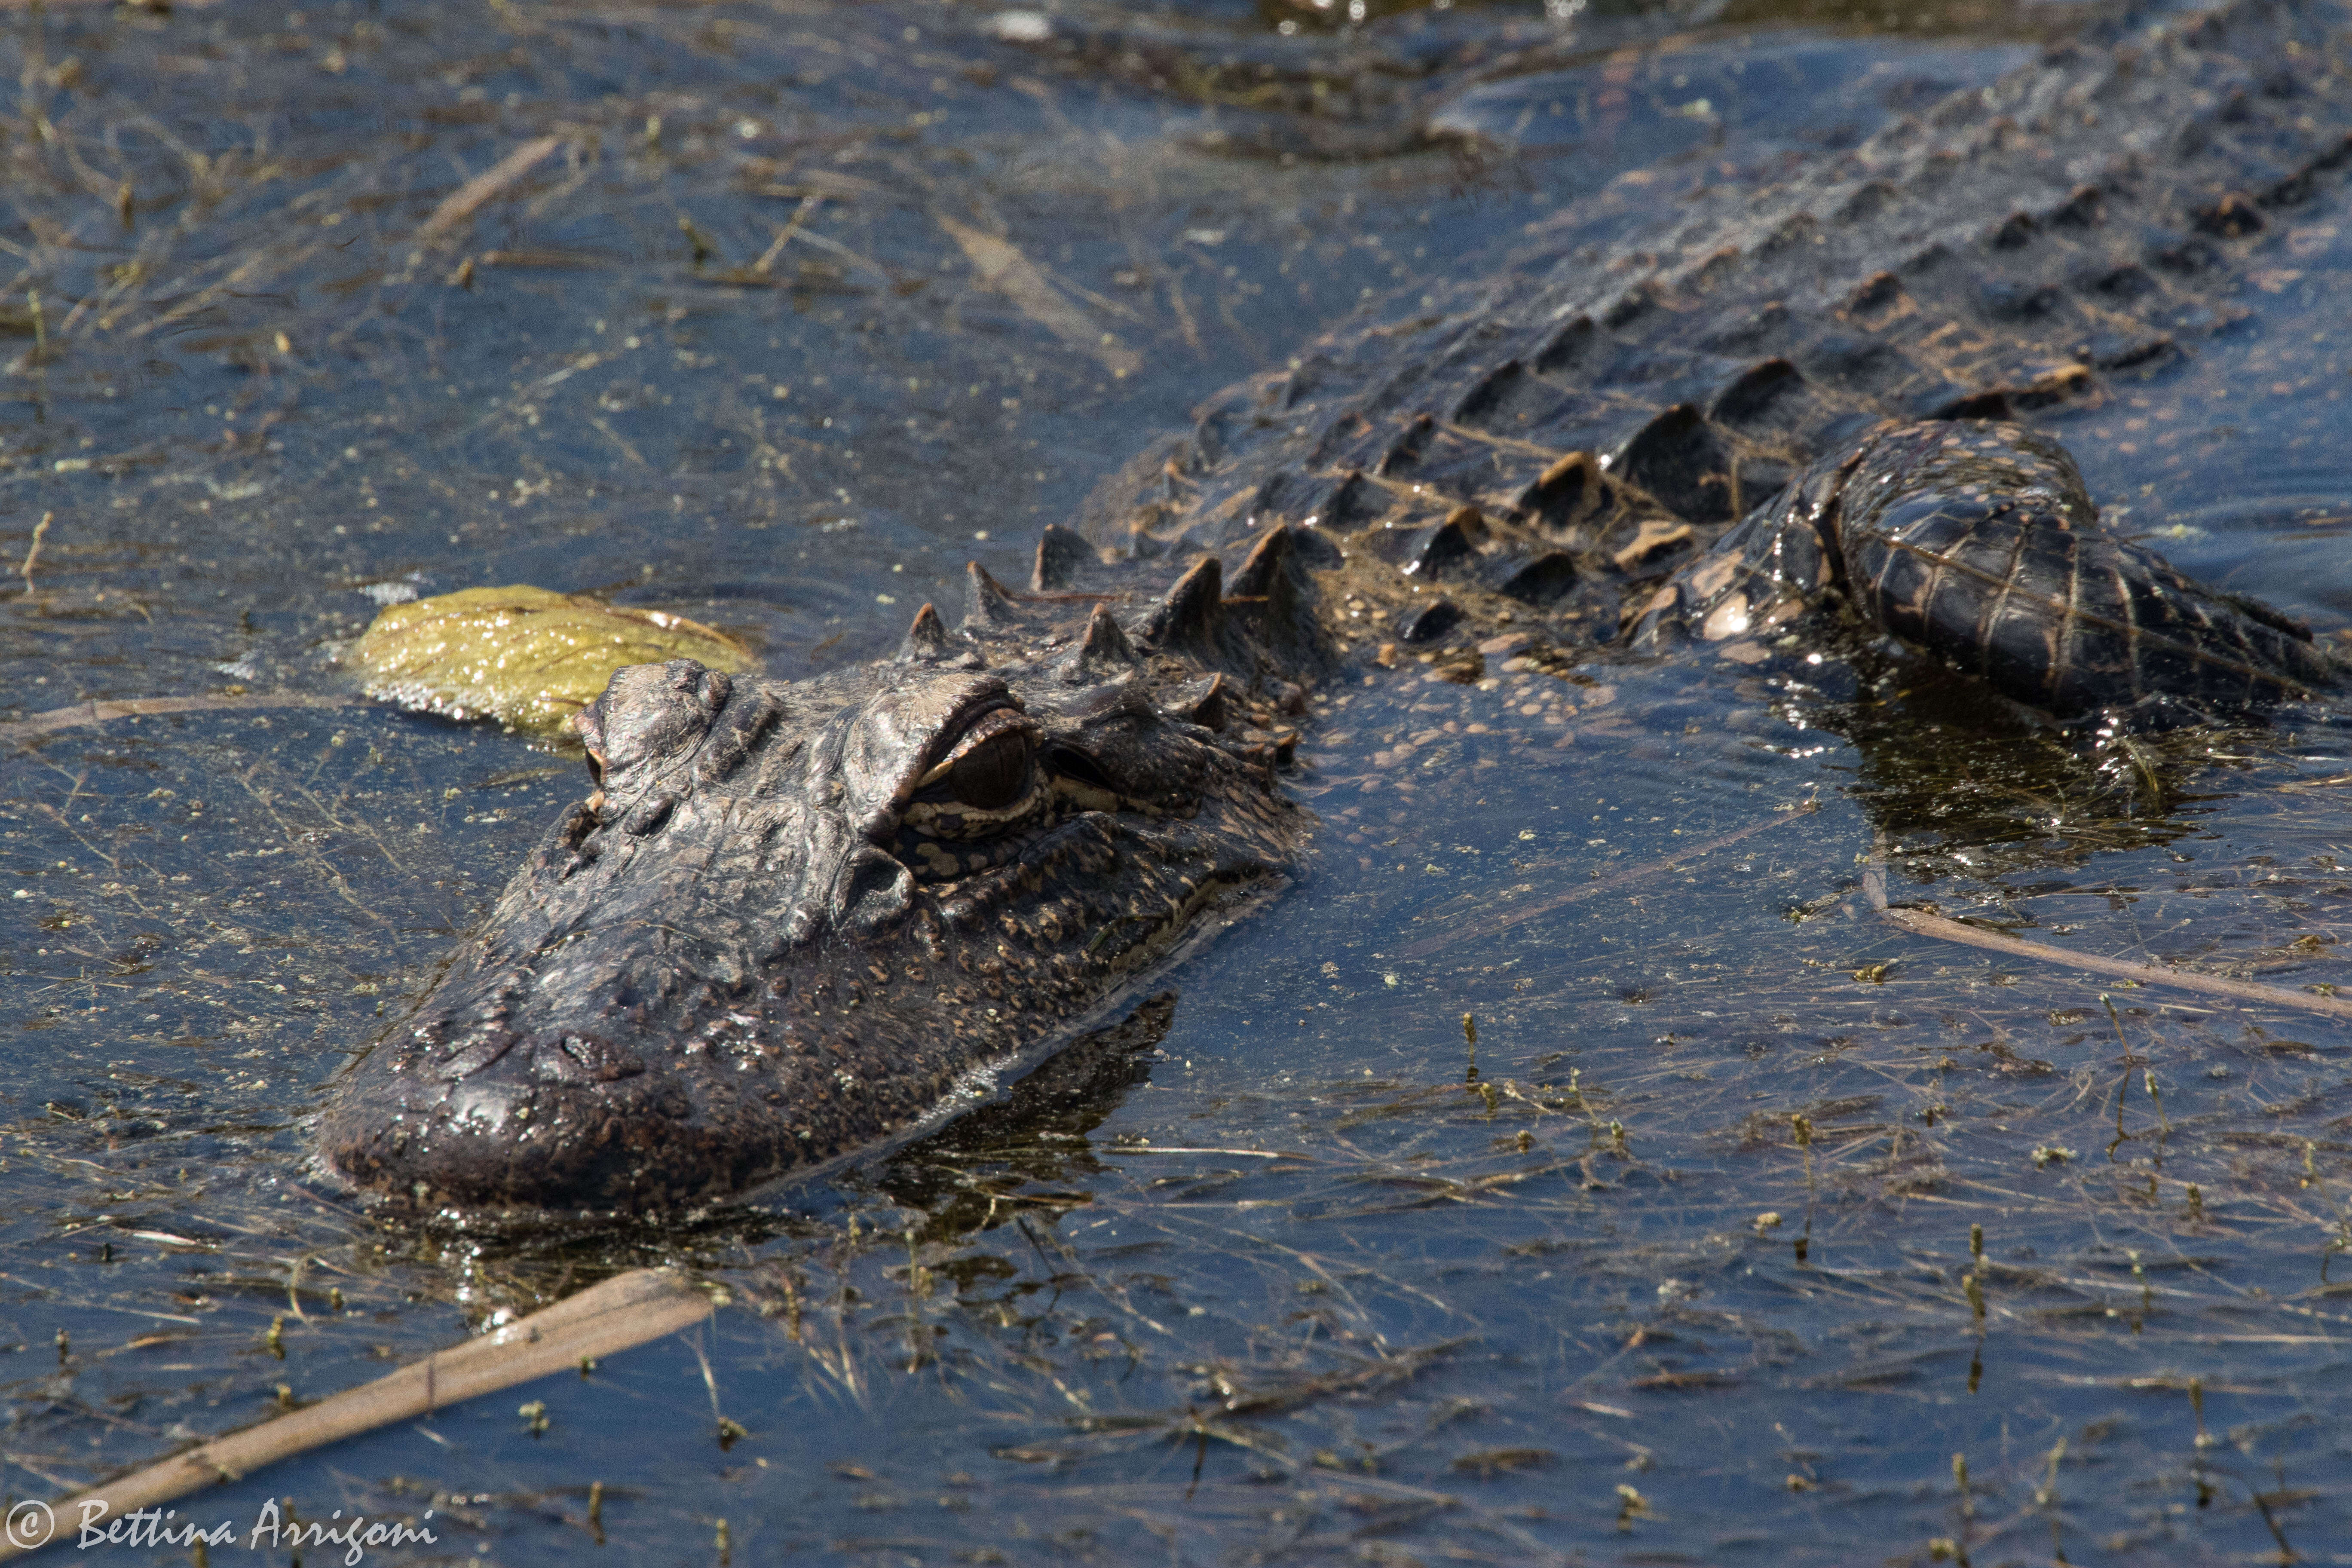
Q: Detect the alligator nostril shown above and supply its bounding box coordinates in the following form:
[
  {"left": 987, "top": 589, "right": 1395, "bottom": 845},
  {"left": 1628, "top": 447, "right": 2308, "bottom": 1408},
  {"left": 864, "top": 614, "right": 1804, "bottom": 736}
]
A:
[{"left": 836, "top": 847, "right": 914, "bottom": 936}]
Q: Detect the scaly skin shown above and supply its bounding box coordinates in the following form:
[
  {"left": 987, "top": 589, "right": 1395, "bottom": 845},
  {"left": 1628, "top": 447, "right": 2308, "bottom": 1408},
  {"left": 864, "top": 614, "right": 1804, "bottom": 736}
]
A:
[
  {"left": 321, "top": 0, "right": 2352, "bottom": 1211},
  {"left": 318, "top": 539, "right": 1330, "bottom": 1211},
  {"left": 1633, "top": 420, "right": 2342, "bottom": 719},
  {"left": 1072, "top": 0, "right": 2352, "bottom": 624}
]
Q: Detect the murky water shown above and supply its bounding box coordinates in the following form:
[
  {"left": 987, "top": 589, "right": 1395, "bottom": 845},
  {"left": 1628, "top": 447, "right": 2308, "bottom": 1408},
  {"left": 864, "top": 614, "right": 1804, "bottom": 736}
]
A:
[{"left": 4, "top": 0, "right": 2350, "bottom": 1562}]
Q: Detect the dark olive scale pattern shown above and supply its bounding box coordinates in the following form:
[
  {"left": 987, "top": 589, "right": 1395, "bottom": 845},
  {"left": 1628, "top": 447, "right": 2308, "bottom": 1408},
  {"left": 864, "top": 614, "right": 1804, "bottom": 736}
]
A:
[
  {"left": 321, "top": 0, "right": 2352, "bottom": 1213},
  {"left": 1632, "top": 421, "right": 2343, "bottom": 718},
  {"left": 1072, "top": 0, "right": 2352, "bottom": 698}
]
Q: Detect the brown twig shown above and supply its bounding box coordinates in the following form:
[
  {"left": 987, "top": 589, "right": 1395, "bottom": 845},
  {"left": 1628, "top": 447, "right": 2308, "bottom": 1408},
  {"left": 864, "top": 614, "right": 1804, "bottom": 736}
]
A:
[
  {"left": 0, "top": 1268, "right": 714, "bottom": 1560},
  {"left": 416, "top": 136, "right": 564, "bottom": 244},
  {"left": 1862, "top": 869, "right": 2352, "bottom": 1021}
]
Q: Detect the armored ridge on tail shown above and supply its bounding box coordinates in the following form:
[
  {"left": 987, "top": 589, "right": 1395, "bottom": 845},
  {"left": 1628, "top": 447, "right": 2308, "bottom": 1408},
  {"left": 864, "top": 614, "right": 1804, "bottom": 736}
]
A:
[{"left": 322, "top": 0, "right": 2352, "bottom": 1213}]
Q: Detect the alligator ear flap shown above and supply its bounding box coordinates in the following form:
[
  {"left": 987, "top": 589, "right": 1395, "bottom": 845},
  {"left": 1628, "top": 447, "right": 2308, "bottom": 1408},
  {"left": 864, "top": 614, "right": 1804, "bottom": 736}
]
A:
[
  {"left": 896, "top": 602, "right": 952, "bottom": 662},
  {"left": 1060, "top": 602, "right": 1139, "bottom": 683},
  {"left": 961, "top": 562, "right": 1020, "bottom": 633},
  {"left": 1139, "top": 554, "right": 1223, "bottom": 655},
  {"left": 1031, "top": 524, "right": 1093, "bottom": 591},
  {"left": 1159, "top": 671, "right": 1227, "bottom": 731}
]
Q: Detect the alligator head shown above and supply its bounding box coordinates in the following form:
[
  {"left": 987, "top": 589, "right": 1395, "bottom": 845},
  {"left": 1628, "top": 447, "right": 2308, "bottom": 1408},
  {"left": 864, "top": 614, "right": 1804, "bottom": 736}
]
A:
[{"left": 317, "top": 526, "right": 1332, "bottom": 1211}]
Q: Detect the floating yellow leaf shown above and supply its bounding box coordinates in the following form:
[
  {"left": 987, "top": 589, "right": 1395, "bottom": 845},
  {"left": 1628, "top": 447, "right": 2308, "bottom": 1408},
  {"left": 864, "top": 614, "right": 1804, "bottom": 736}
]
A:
[{"left": 353, "top": 585, "right": 751, "bottom": 736}]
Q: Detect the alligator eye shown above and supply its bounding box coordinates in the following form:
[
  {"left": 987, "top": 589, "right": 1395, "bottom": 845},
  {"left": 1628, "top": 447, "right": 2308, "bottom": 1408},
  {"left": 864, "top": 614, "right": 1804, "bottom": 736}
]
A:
[
  {"left": 904, "top": 710, "right": 1046, "bottom": 842},
  {"left": 949, "top": 728, "right": 1032, "bottom": 809}
]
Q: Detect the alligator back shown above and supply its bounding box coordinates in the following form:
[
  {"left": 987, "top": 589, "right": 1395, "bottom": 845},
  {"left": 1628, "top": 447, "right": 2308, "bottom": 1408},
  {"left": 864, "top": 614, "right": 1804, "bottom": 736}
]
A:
[{"left": 1074, "top": 0, "right": 2352, "bottom": 703}]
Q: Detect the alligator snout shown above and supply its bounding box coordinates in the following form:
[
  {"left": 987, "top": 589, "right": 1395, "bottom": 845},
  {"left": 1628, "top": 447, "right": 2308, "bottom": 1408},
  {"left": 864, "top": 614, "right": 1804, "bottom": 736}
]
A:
[{"left": 322, "top": 1026, "right": 697, "bottom": 1208}]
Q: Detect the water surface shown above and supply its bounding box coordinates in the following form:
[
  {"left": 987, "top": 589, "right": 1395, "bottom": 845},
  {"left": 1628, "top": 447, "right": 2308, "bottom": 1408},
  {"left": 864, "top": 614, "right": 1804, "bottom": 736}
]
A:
[{"left": 3, "top": 0, "right": 2350, "bottom": 1562}]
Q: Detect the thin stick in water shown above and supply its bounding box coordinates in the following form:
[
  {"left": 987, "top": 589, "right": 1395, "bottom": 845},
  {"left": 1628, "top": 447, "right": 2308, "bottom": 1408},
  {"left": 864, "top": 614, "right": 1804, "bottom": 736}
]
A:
[
  {"left": 1862, "top": 870, "right": 2352, "bottom": 1022},
  {"left": 0, "top": 1268, "right": 714, "bottom": 1561}
]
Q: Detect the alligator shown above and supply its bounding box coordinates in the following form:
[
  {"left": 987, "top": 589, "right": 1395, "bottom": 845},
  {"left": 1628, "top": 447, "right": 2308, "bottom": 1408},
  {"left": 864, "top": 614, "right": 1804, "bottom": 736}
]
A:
[{"left": 318, "top": 0, "right": 2352, "bottom": 1211}]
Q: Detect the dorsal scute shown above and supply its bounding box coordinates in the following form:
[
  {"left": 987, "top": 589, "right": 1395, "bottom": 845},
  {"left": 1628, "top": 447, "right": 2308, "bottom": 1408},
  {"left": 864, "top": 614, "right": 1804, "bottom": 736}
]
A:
[
  {"left": 1710, "top": 358, "right": 1809, "bottom": 432},
  {"left": 1511, "top": 450, "right": 1607, "bottom": 538},
  {"left": 961, "top": 561, "right": 1021, "bottom": 633},
  {"left": 896, "top": 602, "right": 951, "bottom": 662},
  {"left": 1032, "top": 524, "right": 1094, "bottom": 591},
  {"left": 1365, "top": 512, "right": 1479, "bottom": 579},
  {"left": 1157, "top": 671, "right": 1226, "bottom": 730},
  {"left": 1058, "top": 601, "right": 1140, "bottom": 684},
  {"left": 1614, "top": 404, "right": 1738, "bottom": 526},
  {"left": 1228, "top": 523, "right": 1304, "bottom": 600},
  {"left": 1140, "top": 554, "right": 1224, "bottom": 658},
  {"left": 1225, "top": 524, "right": 1341, "bottom": 680}
]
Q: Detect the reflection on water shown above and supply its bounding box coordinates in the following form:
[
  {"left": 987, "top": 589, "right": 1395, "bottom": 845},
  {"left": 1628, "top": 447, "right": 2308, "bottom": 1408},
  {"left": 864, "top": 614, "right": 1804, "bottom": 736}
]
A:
[{"left": 3, "top": 0, "right": 2351, "bottom": 1561}]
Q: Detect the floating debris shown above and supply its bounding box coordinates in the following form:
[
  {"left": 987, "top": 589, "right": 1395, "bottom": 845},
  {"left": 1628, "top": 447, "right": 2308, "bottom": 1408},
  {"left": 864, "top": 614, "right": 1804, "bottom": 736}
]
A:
[{"left": 352, "top": 585, "right": 752, "bottom": 737}]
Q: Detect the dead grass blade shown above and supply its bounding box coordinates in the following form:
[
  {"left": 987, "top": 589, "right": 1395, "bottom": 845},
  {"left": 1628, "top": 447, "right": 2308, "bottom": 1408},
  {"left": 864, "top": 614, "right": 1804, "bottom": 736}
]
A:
[
  {"left": 417, "top": 136, "right": 564, "bottom": 244},
  {"left": 1399, "top": 800, "right": 1820, "bottom": 958},
  {"left": 2, "top": 692, "right": 353, "bottom": 748},
  {"left": 938, "top": 215, "right": 1141, "bottom": 377}
]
